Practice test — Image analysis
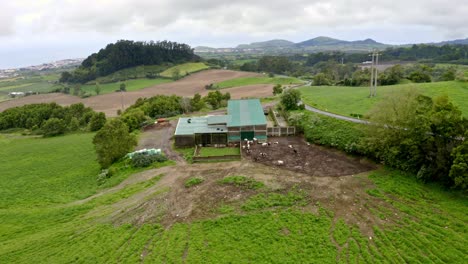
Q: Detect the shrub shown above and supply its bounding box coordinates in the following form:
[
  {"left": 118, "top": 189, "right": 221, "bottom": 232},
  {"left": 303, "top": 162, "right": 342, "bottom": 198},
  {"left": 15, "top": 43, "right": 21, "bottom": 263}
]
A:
[
  {"left": 88, "top": 112, "right": 107, "bottom": 132},
  {"left": 131, "top": 153, "right": 168, "bottom": 167},
  {"left": 41, "top": 118, "right": 66, "bottom": 137},
  {"left": 93, "top": 119, "right": 137, "bottom": 168},
  {"left": 185, "top": 177, "right": 204, "bottom": 188}
]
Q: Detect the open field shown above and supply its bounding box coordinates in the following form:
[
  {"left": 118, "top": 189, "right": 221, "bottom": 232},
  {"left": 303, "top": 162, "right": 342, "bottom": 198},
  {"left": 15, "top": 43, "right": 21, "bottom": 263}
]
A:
[
  {"left": 215, "top": 76, "right": 303, "bottom": 89},
  {"left": 159, "top": 62, "right": 210, "bottom": 78},
  {"left": 0, "top": 70, "right": 275, "bottom": 116},
  {"left": 198, "top": 147, "right": 240, "bottom": 157},
  {"left": 0, "top": 75, "right": 60, "bottom": 101},
  {"left": 81, "top": 78, "right": 172, "bottom": 95},
  {"left": 1, "top": 131, "right": 467, "bottom": 262},
  {"left": 300, "top": 81, "right": 468, "bottom": 117}
]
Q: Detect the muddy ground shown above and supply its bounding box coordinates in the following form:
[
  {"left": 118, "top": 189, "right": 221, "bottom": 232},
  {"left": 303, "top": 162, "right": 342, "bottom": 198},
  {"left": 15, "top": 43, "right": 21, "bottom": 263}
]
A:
[
  {"left": 242, "top": 136, "right": 376, "bottom": 177},
  {"left": 0, "top": 70, "right": 275, "bottom": 116}
]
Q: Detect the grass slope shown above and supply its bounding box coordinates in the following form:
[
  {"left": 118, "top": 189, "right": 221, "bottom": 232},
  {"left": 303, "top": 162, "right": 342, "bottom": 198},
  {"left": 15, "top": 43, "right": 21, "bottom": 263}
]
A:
[
  {"left": 81, "top": 78, "right": 172, "bottom": 96},
  {"left": 300, "top": 81, "right": 468, "bottom": 117},
  {"left": 159, "top": 62, "right": 210, "bottom": 78},
  {"left": 1, "top": 133, "right": 467, "bottom": 263},
  {"left": 215, "top": 76, "right": 303, "bottom": 89}
]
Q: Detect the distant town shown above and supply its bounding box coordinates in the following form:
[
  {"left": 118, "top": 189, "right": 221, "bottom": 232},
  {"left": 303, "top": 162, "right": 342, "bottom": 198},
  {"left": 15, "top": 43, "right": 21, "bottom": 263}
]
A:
[{"left": 0, "top": 58, "right": 83, "bottom": 79}]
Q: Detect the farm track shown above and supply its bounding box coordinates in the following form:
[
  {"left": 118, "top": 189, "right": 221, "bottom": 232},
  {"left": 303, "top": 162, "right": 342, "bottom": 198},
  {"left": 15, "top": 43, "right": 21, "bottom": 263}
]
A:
[{"left": 0, "top": 70, "right": 275, "bottom": 117}]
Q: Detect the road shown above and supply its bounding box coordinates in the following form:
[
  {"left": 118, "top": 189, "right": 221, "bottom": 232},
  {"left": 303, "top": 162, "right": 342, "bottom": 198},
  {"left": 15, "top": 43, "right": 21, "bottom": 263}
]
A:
[{"left": 302, "top": 102, "right": 370, "bottom": 124}]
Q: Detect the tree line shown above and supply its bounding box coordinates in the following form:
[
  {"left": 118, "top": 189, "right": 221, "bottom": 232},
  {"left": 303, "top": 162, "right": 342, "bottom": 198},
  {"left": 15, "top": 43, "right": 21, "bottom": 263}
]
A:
[
  {"left": 60, "top": 40, "right": 199, "bottom": 84},
  {"left": 0, "top": 103, "right": 106, "bottom": 137}
]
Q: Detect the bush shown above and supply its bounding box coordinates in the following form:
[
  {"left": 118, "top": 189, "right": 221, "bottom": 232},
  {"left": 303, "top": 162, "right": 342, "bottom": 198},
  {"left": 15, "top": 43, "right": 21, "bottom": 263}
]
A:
[
  {"left": 41, "top": 118, "right": 66, "bottom": 137},
  {"left": 131, "top": 153, "right": 168, "bottom": 167},
  {"left": 93, "top": 119, "right": 137, "bottom": 168},
  {"left": 185, "top": 177, "right": 204, "bottom": 188},
  {"left": 88, "top": 112, "right": 107, "bottom": 131},
  {"left": 219, "top": 175, "right": 264, "bottom": 189}
]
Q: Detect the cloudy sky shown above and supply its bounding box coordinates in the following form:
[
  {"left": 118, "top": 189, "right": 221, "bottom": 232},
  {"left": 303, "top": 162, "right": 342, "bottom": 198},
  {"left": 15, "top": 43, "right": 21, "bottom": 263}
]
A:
[{"left": 0, "top": 0, "right": 467, "bottom": 68}]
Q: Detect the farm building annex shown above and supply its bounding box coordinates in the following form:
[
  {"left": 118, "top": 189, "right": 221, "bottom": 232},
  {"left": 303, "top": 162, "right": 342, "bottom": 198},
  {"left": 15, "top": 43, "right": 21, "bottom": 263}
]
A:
[{"left": 174, "top": 99, "right": 268, "bottom": 147}]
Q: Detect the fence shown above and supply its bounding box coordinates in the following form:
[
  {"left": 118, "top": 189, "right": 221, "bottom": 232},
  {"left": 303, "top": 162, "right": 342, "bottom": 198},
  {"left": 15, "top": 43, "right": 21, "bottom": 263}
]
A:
[{"left": 267, "top": 126, "right": 296, "bottom": 136}]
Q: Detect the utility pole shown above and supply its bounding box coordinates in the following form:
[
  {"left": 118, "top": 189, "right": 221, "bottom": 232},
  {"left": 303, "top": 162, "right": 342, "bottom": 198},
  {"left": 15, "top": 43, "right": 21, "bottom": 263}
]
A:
[{"left": 369, "top": 50, "right": 380, "bottom": 97}]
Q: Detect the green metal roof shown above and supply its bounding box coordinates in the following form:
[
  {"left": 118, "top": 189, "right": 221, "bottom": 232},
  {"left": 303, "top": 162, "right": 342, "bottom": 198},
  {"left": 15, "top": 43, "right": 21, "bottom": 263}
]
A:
[
  {"left": 175, "top": 117, "right": 227, "bottom": 136},
  {"left": 207, "top": 115, "right": 231, "bottom": 125},
  {"left": 227, "top": 99, "right": 267, "bottom": 127}
]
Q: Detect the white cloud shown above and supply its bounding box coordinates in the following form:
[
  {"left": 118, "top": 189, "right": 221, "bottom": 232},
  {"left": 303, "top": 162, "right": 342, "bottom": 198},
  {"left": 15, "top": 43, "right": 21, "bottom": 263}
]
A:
[{"left": 0, "top": 0, "right": 467, "bottom": 68}]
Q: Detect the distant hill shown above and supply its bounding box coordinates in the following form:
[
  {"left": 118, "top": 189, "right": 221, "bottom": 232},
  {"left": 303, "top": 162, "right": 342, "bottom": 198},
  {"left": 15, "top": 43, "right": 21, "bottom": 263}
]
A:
[
  {"left": 431, "top": 38, "right": 468, "bottom": 46},
  {"left": 195, "top": 36, "right": 467, "bottom": 54},
  {"left": 236, "top": 39, "right": 294, "bottom": 49}
]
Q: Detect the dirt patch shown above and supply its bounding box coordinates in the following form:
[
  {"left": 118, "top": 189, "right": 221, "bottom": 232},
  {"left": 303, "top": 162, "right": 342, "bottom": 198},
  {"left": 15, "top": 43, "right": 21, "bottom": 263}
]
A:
[
  {"left": 242, "top": 136, "right": 376, "bottom": 177},
  {"left": 0, "top": 70, "right": 272, "bottom": 117},
  {"left": 137, "top": 120, "right": 185, "bottom": 164}
]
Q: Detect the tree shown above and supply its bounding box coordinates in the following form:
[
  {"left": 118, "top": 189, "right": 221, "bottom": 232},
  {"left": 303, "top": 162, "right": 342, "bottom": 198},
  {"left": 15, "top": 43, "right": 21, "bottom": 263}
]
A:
[
  {"left": 121, "top": 109, "right": 147, "bottom": 131},
  {"left": 93, "top": 119, "right": 137, "bottom": 168},
  {"left": 408, "top": 70, "right": 431, "bottom": 83},
  {"left": 119, "top": 82, "right": 127, "bottom": 92},
  {"left": 73, "top": 84, "right": 81, "bottom": 96},
  {"left": 362, "top": 90, "right": 465, "bottom": 186},
  {"left": 88, "top": 112, "right": 107, "bottom": 131},
  {"left": 273, "top": 84, "right": 283, "bottom": 95},
  {"left": 190, "top": 93, "right": 205, "bottom": 111},
  {"left": 59, "top": 71, "right": 72, "bottom": 83},
  {"left": 449, "top": 133, "right": 468, "bottom": 190},
  {"left": 312, "top": 73, "right": 331, "bottom": 86},
  {"left": 42, "top": 118, "right": 66, "bottom": 137},
  {"left": 281, "top": 89, "right": 301, "bottom": 110},
  {"left": 172, "top": 68, "right": 181, "bottom": 80},
  {"left": 361, "top": 90, "right": 433, "bottom": 173},
  {"left": 205, "top": 90, "right": 224, "bottom": 109},
  {"left": 95, "top": 82, "right": 101, "bottom": 95}
]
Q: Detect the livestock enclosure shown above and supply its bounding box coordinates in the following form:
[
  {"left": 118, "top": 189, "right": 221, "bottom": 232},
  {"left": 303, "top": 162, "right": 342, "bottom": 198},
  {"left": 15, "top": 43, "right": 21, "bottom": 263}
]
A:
[{"left": 241, "top": 136, "right": 375, "bottom": 176}]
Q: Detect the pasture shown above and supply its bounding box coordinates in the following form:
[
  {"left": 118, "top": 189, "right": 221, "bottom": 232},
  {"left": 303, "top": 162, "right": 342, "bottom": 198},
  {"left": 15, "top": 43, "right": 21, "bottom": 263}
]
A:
[
  {"left": 159, "top": 62, "right": 210, "bottom": 78},
  {"left": 80, "top": 78, "right": 172, "bottom": 95},
  {"left": 0, "top": 132, "right": 467, "bottom": 262},
  {"left": 300, "top": 81, "right": 468, "bottom": 117},
  {"left": 215, "top": 76, "right": 303, "bottom": 89}
]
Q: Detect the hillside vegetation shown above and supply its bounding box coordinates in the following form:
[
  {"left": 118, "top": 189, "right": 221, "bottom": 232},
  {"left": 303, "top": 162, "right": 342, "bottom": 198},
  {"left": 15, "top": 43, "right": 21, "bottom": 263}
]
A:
[
  {"left": 215, "top": 76, "right": 303, "bottom": 89},
  {"left": 299, "top": 81, "right": 468, "bottom": 117},
  {"left": 0, "top": 133, "right": 466, "bottom": 262},
  {"left": 159, "top": 62, "right": 210, "bottom": 78},
  {"left": 60, "top": 40, "right": 199, "bottom": 84}
]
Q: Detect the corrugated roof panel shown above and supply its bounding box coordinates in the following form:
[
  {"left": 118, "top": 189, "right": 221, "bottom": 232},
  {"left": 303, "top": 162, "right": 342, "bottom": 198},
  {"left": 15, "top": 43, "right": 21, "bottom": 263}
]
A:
[
  {"left": 207, "top": 115, "right": 231, "bottom": 125},
  {"left": 227, "top": 99, "right": 267, "bottom": 127},
  {"left": 175, "top": 117, "right": 227, "bottom": 136}
]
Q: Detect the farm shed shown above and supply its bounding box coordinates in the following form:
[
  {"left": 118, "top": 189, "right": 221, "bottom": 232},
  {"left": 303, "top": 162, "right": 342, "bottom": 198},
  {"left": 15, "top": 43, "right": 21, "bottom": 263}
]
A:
[
  {"left": 174, "top": 99, "right": 267, "bottom": 147},
  {"left": 226, "top": 99, "right": 267, "bottom": 142},
  {"left": 174, "top": 117, "right": 228, "bottom": 147}
]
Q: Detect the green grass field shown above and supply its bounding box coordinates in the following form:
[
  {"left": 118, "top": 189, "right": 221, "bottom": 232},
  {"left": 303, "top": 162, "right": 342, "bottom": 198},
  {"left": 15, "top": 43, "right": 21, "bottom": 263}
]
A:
[
  {"left": 300, "top": 81, "right": 468, "bottom": 117},
  {"left": 1, "top": 133, "right": 467, "bottom": 262},
  {"left": 81, "top": 78, "right": 172, "bottom": 96},
  {"left": 0, "top": 75, "right": 61, "bottom": 101},
  {"left": 198, "top": 147, "right": 240, "bottom": 157},
  {"left": 215, "top": 76, "right": 303, "bottom": 89},
  {"left": 159, "top": 62, "right": 210, "bottom": 78}
]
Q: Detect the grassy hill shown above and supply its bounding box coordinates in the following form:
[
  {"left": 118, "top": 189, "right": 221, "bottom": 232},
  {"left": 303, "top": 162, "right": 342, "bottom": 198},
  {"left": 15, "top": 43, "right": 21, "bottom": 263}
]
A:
[
  {"left": 77, "top": 62, "right": 209, "bottom": 96},
  {"left": 1, "top": 132, "right": 467, "bottom": 262},
  {"left": 159, "top": 62, "right": 210, "bottom": 78},
  {"left": 215, "top": 76, "right": 303, "bottom": 89},
  {"left": 299, "top": 81, "right": 468, "bottom": 117}
]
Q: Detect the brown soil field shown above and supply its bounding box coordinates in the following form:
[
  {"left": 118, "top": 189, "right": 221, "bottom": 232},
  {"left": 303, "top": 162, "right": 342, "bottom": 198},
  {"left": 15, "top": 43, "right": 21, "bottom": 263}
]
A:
[
  {"left": 0, "top": 70, "right": 274, "bottom": 117},
  {"left": 242, "top": 136, "right": 376, "bottom": 177}
]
